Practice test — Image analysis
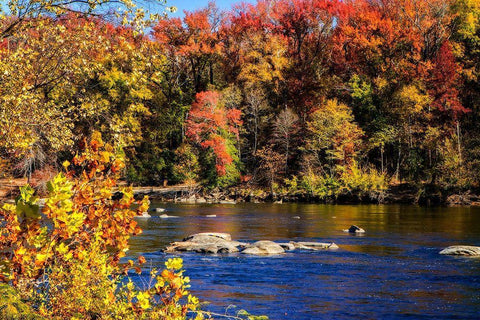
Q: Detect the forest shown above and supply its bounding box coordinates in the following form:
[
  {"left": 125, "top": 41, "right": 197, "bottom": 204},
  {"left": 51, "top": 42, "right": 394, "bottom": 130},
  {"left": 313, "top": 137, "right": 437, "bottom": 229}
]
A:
[{"left": 1, "top": 0, "right": 480, "bottom": 200}]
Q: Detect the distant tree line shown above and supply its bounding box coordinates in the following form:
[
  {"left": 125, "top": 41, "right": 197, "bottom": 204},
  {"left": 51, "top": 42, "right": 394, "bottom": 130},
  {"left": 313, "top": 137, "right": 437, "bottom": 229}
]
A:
[{"left": 1, "top": 0, "right": 479, "bottom": 197}]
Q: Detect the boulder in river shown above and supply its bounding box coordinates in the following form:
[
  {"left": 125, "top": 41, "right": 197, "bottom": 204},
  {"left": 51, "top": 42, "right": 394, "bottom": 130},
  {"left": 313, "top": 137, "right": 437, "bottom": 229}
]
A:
[
  {"left": 165, "top": 232, "right": 340, "bottom": 255},
  {"left": 155, "top": 208, "right": 166, "bottom": 213},
  {"left": 343, "top": 225, "right": 365, "bottom": 233},
  {"left": 241, "top": 241, "right": 285, "bottom": 255},
  {"left": 439, "top": 246, "right": 480, "bottom": 256},
  {"left": 166, "top": 233, "right": 244, "bottom": 254}
]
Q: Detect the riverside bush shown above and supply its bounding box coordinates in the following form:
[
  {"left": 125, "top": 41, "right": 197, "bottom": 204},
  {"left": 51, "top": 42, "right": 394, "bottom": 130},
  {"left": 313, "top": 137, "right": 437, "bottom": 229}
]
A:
[
  {"left": 337, "top": 163, "right": 388, "bottom": 199},
  {"left": 284, "top": 163, "right": 387, "bottom": 201},
  {"left": 0, "top": 133, "right": 201, "bottom": 319}
]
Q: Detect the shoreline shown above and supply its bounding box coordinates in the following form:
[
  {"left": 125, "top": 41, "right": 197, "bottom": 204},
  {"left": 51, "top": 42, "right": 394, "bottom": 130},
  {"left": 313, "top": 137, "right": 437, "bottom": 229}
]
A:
[
  {"left": 2, "top": 179, "right": 479, "bottom": 206},
  {"left": 132, "top": 183, "right": 480, "bottom": 207}
]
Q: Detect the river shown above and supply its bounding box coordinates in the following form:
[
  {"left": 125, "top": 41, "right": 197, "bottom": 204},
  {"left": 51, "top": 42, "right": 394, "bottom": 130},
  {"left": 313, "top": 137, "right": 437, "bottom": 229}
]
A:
[{"left": 127, "top": 203, "right": 480, "bottom": 319}]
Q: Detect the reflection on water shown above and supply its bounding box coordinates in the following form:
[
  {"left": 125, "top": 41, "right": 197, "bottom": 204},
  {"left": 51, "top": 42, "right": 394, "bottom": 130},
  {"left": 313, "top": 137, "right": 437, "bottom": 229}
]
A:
[{"left": 128, "top": 203, "right": 480, "bottom": 319}]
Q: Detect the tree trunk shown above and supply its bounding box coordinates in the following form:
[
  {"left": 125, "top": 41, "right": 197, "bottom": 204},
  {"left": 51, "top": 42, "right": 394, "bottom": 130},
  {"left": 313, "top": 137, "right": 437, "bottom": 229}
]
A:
[
  {"left": 380, "top": 145, "right": 384, "bottom": 173},
  {"left": 209, "top": 61, "right": 214, "bottom": 85},
  {"left": 253, "top": 109, "right": 258, "bottom": 155},
  {"left": 395, "top": 144, "right": 401, "bottom": 182},
  {"left": 456, "top": 120, "right": 462, "bottom": 164},
  {"left": 285, "top": 139, "right": 289, "bottom": 174}
]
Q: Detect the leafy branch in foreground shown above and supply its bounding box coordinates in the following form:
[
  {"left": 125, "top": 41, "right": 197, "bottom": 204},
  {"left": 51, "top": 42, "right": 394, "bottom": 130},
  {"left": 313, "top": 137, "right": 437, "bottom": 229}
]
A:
[{"left": 0, "top": 132, "right": 200, "bottom": 319}]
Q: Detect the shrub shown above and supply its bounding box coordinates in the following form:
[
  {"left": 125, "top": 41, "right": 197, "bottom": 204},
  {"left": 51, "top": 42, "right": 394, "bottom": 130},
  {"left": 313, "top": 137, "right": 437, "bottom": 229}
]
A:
[
  {"left": 337, "top": 163, "right": 388, "bottom": 199},
  {"left": 284, "top": 163, "right": 387, "bottom": 201}
]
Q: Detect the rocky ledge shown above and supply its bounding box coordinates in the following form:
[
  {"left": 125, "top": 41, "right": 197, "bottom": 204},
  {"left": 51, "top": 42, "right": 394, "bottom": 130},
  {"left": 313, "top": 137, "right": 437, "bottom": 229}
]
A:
[
  {"left": 165, "top": 232, "right": 339, "bottom": 255},
  {"left": 439, "top": 245, "right": 480, "bottom": 256}
]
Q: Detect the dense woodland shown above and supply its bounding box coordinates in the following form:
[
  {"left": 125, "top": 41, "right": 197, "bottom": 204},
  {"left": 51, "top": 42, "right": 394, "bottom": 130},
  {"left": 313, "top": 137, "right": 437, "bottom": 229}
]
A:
[{"left": 1, "top": 0, "right": 480, "bottom": 199}]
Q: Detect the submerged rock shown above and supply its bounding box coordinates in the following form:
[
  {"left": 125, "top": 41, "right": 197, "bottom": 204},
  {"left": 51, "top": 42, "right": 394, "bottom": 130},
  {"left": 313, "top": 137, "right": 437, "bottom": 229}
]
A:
[
  {"left": 218, "top": 199, "right": 236, "bottom": 204},
  {"left": 439, "top": 246, "right": 480, "bottom": 256},
  {"left": 160, "top": 214, "right": 179, "bottom": 219},
  {"left": 343, "top": 225, "right": 365, "bottom": 233},
  {"left": 241, "top": 241, "right": 285, "bottom": 255}
]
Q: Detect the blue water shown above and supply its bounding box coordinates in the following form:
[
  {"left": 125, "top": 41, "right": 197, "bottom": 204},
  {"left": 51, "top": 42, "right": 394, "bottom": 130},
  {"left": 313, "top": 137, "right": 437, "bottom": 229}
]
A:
[{"left": 127, "top": 203, "right": 480, "bottom": 319}]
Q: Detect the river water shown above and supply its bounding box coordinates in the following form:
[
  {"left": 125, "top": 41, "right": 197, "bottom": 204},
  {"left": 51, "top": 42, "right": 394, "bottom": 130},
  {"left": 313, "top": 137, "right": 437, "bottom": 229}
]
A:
[{"left": 127, "top": 203, "right": 480, "bottom": 319}]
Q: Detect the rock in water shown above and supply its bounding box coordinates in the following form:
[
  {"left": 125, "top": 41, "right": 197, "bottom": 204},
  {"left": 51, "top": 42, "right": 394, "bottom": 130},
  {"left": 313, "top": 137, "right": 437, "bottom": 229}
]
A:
[
  {"left": 160, "top": 214, "right": 179, "bottom": 219},
  {"left": 278, "top": 243, "right": 296, "bottom": 251},
  {"left": 165, "top": 233, "right": 243, "bottom": 254},
  {"left": 241, "top": 241, "right": 285, "bottom": 255},
  {"left": 219, "top": 200, "right": 236, "bottom": 204},
  {"left": 165, "top": 233, "right": 339, "bottom": 256},
  {"left": 184, "top": 232, "right": 232, "bottom": 241},
  {"left": 343, "top": 225, "right": 365, "bottom": 233},
  {"left": 292, "top": 242, "right": 339, "bottom": 250},
  {"left": 155, "top": 208, "right": 166, "bottom": 213},
  {"left": 439, "top": 246, "right": 480, "bottom": 256}
]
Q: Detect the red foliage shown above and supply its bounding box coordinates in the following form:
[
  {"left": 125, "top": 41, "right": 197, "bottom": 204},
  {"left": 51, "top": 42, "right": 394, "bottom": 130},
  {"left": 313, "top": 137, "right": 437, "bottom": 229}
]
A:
[
  {"left": 429, "top": 41, "right": 469, "bottom": 120},
  {"left": 186, "top": 91, "right": 241, "bottom": 176},
  {"left": 186, "top": 91, "right": 224, "bottom": 143},
  {"left": 201, "top": 135, "right": 232, "bottom": 176},
  {"left": 333, "top": 0, "right": 454, "bottom": 81}
]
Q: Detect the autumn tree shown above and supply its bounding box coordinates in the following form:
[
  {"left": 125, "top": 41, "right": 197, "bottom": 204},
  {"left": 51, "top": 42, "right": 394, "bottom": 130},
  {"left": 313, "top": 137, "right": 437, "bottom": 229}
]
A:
[
  {"left": 451, "top": 0, "right": 480, "bottom": 183},
  {"left": 0, "top": 15, "right": 157, "bottom": 178},
  {"left": 305, "top": 99, "right": 363, "bottom": 171},
  {"left": 428, "top": 41, "right": 468, "bottom": 160},
  {"left": 256, "top": 146, "right": 284, "bottom": 195},
  {"left": 243, "top": 85, "right": 271, "bottom": 157},
  {"left": 269, "top": 0, "right": 342, "bottom": 121},
  {"left": 272, "top": 108, "right": 300, "bottom": 174},
  {"left": 153, "top": 2, "right": 223, "bottom": 93},
  {"left": 185, "top": 90, "right": 242, "bottom": 187}
]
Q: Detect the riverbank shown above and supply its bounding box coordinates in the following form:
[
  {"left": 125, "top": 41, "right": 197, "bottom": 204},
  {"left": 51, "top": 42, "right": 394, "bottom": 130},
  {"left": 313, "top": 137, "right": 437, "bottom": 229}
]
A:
[
  {"left": 131, "top": 183, "right": 480, "bottom": 207},
  {"left": 2, "top": 178, "right": 479, "bottom": 206}
]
